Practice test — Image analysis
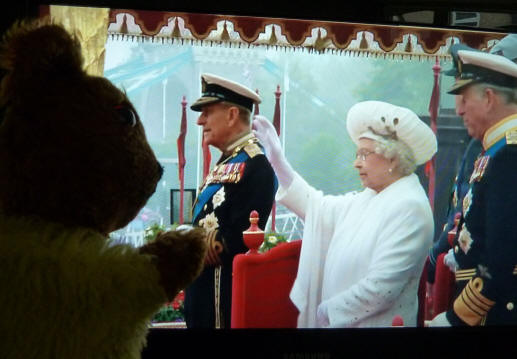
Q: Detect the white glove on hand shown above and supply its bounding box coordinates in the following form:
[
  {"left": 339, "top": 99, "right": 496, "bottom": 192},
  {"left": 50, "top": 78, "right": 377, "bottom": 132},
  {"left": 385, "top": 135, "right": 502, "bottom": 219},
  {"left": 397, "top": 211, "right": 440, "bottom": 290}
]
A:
[
  {"left": 425, "top": 311, "right": 451, "bottom": 327},
  {"left": 252, "top": 115, "right": 294, "bottom": 188},
  {"left": 444, "top": 248, "right": 459, "bottom": 273}
]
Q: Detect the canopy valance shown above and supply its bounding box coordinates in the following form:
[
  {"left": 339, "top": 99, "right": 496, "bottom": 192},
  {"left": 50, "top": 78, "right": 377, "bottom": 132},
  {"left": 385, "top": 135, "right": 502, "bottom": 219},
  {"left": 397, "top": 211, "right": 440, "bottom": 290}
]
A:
[{"left": 105, "top": 8, "right": 506, "bottom": 59}]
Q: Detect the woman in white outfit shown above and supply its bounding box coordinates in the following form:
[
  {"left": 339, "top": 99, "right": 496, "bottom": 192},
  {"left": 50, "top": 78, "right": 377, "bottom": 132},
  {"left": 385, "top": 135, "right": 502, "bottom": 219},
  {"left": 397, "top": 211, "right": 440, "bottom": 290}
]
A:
[{"left": 252, "top": 101, "right": 437, "bottom": 328}]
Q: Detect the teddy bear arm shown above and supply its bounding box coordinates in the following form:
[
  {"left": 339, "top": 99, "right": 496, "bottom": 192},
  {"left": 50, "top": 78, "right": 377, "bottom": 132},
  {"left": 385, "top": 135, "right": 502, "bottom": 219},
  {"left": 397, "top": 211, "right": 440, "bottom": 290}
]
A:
[{"left": 139, "top": 227, "right": 208, "bottom": 300}]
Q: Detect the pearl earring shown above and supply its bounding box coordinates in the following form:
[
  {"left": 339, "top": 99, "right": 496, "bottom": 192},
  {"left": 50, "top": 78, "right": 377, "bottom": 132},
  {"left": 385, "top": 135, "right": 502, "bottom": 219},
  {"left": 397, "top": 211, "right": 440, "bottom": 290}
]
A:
[{"left": 388, "top": 168, "right": 393, "bottom": 173}]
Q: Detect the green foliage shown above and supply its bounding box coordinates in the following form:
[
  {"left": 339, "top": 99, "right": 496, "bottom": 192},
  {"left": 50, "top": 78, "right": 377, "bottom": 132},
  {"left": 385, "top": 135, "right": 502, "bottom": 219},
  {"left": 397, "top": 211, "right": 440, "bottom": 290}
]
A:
[
  {"left": 143, "top": 223, "right": 166, "bottom": 243},
  {"left": 259, "top": 232, "right": 288, "bottom": 253},
  {"left": 294, "top": 131, "right": 361, "bottom": 195},
  {"left": 143, "top": 222, "right": 178, "bottom": 243},
  {"left": 152, "top": 291, "right": 185, "bottom": 323},
  {"left": 353, "top": 57, "right": 435, "bottom": 114},
  {"left": 152, "top": 305, "right": 184, "bottom": 322}
]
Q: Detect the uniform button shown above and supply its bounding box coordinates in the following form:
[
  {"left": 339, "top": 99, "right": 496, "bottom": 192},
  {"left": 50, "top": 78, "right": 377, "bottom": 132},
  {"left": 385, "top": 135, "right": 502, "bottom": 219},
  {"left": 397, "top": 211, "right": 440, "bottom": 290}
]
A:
[
  {"left": 507, "top": 302, "right": 514, "bottom": 311},
  {"left": 454, "top": 246, "right": 459, "bottom": 253}
]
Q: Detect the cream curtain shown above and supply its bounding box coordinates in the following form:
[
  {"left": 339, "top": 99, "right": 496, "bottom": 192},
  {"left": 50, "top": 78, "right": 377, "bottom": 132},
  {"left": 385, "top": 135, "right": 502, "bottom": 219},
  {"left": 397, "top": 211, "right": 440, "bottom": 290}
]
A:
[{"left": 50, "top": 5, "right": 110, "bottom": 76}]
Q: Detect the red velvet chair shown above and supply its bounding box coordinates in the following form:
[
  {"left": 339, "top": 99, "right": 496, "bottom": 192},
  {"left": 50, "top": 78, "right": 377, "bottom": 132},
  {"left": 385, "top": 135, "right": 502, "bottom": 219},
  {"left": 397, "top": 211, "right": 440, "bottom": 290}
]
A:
[
  {"left": 429, "top": 214, "right": 458, "bottom": 319},
  {"left": 233, "top": 211, "right": 435, "bottom": 328},
  {"left": 231, "top": 211, "right": 301, "bottom": 328},
  {"left": 431, "top": 253, "right": 455, "bottom": 316},
  {"left": 416, "top": 259, "right": 428, "bottom": 327}
]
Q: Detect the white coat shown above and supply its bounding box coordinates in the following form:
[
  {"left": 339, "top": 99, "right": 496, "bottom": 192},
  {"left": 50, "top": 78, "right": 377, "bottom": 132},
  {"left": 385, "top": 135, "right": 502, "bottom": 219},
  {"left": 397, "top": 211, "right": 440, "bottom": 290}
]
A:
[{"left": 277, "top": 172, "right": 433, "bottom": 328}]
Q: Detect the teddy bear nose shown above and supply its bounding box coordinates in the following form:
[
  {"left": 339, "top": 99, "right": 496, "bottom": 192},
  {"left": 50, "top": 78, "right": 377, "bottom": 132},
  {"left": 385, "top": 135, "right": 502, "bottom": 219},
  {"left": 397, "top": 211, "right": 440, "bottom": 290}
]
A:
[{"left": 114, "top": 105, "right": 137, "bottom": 127}]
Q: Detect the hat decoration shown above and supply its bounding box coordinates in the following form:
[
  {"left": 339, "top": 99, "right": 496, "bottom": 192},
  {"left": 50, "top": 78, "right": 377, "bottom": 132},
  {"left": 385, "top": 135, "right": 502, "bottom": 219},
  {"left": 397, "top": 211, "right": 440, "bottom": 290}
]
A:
[{"left": 346, "top": 101, "right": 437, "bottom": 165}]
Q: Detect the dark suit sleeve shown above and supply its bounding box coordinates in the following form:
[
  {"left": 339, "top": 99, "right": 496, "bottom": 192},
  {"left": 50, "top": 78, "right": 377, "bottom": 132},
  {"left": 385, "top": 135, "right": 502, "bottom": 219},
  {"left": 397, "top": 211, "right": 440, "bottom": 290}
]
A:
[
  {"left": 428, "top": 139, "right": 481, "bottom": 284},
  {"left": 428, "top": 223, "right": 454, "bottom": 283}
]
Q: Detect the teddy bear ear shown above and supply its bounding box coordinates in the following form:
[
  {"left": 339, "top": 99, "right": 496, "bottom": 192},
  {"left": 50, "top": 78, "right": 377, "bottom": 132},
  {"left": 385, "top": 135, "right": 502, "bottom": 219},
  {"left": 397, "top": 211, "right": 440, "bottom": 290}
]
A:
[{"left": 114, "top": 104, "right": 137, "bottom": 127}]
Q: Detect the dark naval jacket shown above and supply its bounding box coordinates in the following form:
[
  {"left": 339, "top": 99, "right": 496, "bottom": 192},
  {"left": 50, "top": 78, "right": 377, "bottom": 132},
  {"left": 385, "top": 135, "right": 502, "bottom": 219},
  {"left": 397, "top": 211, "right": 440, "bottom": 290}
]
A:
[
  {"left": 427, "top": 138, "right": 482, "bottom": 283},
  {"left": 447, "top": 115, "right": 517, "bottom": 326},
  {"left": 184, "top": 133, "right": 277, "bottom": 328}
]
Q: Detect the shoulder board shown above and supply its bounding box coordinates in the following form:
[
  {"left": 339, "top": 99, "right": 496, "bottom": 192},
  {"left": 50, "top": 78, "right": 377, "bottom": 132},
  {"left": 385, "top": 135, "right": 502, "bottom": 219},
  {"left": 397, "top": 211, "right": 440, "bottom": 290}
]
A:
[
  {"left": 506, "top": 129, "right": 517, "bottom": 145},
  {"left": 243, "top": 143, "right": 263, "bottom": 158}
]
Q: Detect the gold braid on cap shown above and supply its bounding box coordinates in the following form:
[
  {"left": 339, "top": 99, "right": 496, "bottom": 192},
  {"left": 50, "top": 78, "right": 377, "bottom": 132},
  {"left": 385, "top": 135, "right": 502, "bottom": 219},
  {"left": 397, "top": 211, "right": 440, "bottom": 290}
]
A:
[{"left": 367, "top": 116, "right": 399, "bottom": 141}]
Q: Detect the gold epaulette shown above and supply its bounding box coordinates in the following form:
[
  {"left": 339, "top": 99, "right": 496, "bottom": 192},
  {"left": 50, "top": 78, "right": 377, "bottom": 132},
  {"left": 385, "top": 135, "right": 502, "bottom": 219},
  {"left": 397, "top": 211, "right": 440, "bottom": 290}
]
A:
[{"left": 243, "top": 142, "right": 263, "bottom": 158}]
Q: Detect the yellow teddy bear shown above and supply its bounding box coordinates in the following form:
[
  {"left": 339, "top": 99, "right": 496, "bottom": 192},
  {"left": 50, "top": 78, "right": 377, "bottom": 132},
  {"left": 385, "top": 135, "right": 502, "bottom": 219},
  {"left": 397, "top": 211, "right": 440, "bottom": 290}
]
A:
[{"left": 0, "top": 18, "right": 207, "bottom": 359}]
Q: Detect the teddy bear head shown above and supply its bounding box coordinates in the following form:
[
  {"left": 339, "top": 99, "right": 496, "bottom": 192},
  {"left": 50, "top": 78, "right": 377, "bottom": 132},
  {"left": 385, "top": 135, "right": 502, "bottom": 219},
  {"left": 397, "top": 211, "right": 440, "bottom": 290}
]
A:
[{"left": 0, "top": 19, "right": 163, "bottom": 234}]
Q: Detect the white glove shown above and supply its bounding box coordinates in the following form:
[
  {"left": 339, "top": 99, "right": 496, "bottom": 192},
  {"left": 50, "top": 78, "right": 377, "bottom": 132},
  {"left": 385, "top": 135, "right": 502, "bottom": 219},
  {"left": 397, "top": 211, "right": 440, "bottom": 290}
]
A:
[
  {"left": 425, "top": 311, "right": 451, "bottom": 327},
  {"left": 252, "top": 115, "right": 294, "bottom": 188},
  {"left": 444, "top": 248, "right": 459, "bottom": 273}
]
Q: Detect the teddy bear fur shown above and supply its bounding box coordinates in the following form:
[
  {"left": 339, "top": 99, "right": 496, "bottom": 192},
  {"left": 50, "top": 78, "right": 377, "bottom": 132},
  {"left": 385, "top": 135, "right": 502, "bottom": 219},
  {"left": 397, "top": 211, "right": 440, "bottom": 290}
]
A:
[{"left": 0, "top": 18, "right": 207, "bottom": 359}]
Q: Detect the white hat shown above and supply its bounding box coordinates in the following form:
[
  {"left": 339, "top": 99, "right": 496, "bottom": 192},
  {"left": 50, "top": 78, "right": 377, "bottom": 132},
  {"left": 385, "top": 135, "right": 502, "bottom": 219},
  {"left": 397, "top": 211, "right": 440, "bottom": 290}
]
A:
[
  {"left": 447, "top": 49, "right": 517, "bottom": 94},
  {"left": 190, "top": 73, "right": 261, "bottom": 112},
  {"left": 346, "top": 101, "right": 437, "bottom": 165}
]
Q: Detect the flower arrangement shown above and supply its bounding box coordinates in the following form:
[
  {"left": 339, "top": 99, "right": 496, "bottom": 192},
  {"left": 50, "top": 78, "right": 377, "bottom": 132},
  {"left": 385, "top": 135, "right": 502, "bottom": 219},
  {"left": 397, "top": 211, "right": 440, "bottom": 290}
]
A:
[
  {"left": 152, "top": 290, "right": 185, "bottom": 323},
  {"left": 258, "top": 232, "right": 288, "bottom": 253}
]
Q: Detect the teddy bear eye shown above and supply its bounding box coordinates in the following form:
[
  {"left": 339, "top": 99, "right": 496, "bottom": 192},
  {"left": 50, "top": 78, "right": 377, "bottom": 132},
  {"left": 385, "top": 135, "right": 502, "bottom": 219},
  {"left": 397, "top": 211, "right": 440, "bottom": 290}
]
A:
[{"left": 114, "top": 105, "right": 137, "bottom": 127}]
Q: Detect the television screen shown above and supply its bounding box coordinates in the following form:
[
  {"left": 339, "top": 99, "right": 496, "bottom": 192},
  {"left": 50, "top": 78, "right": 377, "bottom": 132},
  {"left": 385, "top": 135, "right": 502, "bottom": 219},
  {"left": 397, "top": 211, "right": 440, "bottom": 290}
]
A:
[{"left": 12, "top": 1, "right": 517, "bottom": 357}]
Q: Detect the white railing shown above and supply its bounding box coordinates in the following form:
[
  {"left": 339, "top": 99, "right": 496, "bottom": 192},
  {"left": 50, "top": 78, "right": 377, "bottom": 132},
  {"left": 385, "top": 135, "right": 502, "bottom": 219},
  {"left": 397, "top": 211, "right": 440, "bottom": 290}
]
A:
[{"left": 265, "top": 204, "right": 304, "bottom": 241}]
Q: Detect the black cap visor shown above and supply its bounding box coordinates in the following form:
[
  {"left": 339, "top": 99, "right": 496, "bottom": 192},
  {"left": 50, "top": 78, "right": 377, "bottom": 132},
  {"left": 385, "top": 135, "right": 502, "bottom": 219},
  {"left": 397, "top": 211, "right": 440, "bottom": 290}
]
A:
[{"left": 190, "top": 83, "right": 254, "bottom": 112}]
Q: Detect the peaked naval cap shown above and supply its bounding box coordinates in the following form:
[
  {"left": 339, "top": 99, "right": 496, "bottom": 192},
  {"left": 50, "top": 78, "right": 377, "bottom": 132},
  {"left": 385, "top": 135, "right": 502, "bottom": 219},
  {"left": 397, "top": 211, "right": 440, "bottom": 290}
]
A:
[{"left": 190, "top": 73, "right": 261, "bottom": 112}]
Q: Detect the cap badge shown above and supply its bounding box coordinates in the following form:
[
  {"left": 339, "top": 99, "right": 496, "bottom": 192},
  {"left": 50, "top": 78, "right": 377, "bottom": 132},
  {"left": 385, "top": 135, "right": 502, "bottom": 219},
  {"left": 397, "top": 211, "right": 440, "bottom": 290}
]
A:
[{"left": 506, "top": 129, "right": 517, "bottom": 145}]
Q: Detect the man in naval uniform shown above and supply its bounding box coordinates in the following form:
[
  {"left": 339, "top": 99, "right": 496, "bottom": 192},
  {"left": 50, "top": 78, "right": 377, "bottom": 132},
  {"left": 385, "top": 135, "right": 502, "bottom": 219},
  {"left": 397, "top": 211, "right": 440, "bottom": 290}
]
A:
[
  {"left": 183, "top": 73, "right": 277, "bottom": 328},
  {"left": 427, "top": 44, "right": 483, "bottom": 285},
  {"left": 428, "top": 37, "right": 517, "bottom": 284},
  {"left": 428, "top": 45, "right": 517, "bottom": 326}
]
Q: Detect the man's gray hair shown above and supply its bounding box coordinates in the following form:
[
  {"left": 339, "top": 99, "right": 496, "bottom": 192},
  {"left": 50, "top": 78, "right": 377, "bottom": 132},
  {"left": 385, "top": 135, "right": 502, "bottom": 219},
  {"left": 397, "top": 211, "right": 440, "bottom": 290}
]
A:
[
  {"left": 374, "top": 137, "right": 417, "bottom": 176},
  {"left": 473, "top": 82, "right": 517, "bottom": 105},
  {"left": 221, "top": 101, "right": 252, "bottom": 124}
]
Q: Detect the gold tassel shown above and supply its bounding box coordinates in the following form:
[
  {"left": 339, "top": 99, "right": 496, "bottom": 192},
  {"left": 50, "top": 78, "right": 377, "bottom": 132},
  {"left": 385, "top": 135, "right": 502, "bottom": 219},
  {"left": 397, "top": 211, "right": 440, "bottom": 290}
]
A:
[
  {"left": 314, "top": 28, "right": 331, "bottom": 52},
  {"left": 268, "top": 26, "right": 278, "bottom": 45},
  {"left": 120, "top": 14, "right": 128, "bottom": 34},
  {"left": 171, "top": 17, "right": 181, "bottom": 38},
  {"left": 359, "top": 32, "right": 368, "bottom": 49},
  {"left": 220, "top": 21, "right": 230, "bottom": 42},
  {"left": 405, "top": 35, "right": 413, "bottom": 53}
]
